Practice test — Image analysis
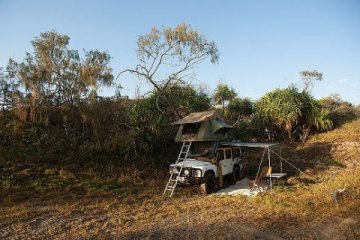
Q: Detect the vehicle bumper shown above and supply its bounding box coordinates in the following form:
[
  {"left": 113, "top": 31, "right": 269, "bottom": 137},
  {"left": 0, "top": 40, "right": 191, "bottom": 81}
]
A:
[{"left": 177, "top": 176, "right": 204, "bottom": 185}]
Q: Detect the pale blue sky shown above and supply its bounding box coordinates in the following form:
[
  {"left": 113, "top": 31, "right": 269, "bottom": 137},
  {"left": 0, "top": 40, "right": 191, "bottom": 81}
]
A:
[{"left": 1, "top": 0, "right": 359, "bottom": 104}]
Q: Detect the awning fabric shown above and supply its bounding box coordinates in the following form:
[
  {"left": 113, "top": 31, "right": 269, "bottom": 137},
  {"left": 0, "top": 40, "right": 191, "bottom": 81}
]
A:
[{"left": 220, "top": 142, "right": 280, "bottom": 148}]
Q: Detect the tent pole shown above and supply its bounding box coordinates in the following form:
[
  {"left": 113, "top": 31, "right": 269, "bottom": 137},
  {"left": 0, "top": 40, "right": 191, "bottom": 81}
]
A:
[
  {"left": 268, "top": 147, "right": 272, "bottom": 188},
  {"left": 255, "top": 148, "right": 266, "bottom": 181},
  {"left": 269, "top": 149, "right": 304, "bottom": 174},
  {"left": 280, "top": 145, "right": 283, "bottom": 173}
]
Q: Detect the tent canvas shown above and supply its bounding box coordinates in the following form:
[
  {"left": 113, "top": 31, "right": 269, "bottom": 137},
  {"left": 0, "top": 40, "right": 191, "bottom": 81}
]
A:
[{"left": 172, "top": 111, "right": 232, "bottom": 142}]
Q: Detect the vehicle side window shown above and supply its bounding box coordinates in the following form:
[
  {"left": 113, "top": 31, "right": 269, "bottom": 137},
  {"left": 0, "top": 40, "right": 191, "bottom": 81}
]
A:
[
  {"left": 224, "top": 149, "right": 232, "bottom": 159},
  {"left": 233, "top": 148, "right": 240, "bottom": 158}
]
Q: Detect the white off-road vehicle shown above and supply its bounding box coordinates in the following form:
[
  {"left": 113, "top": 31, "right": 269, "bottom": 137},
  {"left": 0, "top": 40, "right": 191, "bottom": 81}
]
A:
[{"left": 169, "top": 142, "right": 246, "bottom": 194}]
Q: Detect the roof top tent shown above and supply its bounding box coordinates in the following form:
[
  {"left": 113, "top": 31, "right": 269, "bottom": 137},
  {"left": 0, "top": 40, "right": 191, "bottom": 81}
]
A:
[{"left": 171, "top": 111, "right": 232, "bottom": 142}]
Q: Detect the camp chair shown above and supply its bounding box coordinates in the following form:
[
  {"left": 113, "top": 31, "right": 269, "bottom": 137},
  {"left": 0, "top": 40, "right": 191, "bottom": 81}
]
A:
[{"left": 250, "top": 166, "right": 272, "bottom": 192}]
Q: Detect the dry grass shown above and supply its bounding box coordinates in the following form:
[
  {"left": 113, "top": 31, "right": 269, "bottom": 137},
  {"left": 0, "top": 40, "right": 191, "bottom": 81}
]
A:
[{"left": 1, "top": 119, "right": 360, "bottom": 239}]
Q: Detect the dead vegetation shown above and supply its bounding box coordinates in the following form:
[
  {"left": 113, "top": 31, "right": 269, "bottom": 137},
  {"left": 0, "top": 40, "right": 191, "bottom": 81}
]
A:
[{"left": 1, "top": 119, "right": 360, "bottom": 239}]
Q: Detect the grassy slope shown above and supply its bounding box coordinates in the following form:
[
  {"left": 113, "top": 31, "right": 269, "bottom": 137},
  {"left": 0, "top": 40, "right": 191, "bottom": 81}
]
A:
[{"left": 1, "top": 119, "right": 360, "bottom": 239}]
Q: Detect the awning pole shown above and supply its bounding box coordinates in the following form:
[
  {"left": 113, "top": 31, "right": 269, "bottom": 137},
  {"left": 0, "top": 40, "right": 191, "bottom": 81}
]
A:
[
  {"left": 269, "top": 149, "right": 304, "bottom": 174},
  {"left": 268, "top": 147, "right": 272, "bottom": 188},
  {"left": 280, "top": 145, "right": 283, "bottom": 173},
  {"left": 255, "top": 148, "right": 267, "bottom": 181}
]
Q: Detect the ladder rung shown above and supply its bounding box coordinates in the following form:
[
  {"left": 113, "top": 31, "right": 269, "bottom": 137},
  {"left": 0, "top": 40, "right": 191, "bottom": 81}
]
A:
[{"left": 163, "top": 141, "right": 192, "bottom": 197}]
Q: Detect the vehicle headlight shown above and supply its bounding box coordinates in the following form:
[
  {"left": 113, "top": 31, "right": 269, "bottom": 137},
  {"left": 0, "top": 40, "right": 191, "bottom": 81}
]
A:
[
  {"left": 193, "top": 169, "right": 202, "bottom": 178},
  {"left": 183, "top": 169, "right": 190, "bottom": 176}
]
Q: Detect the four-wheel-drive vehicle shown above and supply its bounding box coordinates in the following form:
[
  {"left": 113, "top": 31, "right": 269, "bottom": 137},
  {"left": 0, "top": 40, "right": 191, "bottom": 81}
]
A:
[{"left": 169, "top": 142, "right": 246, "bottom": 194}]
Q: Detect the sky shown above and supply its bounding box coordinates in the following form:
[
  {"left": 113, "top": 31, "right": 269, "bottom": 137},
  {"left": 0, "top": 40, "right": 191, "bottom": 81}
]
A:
[{"left": 0, "top": 0, "right": 359, "bottom": 104}]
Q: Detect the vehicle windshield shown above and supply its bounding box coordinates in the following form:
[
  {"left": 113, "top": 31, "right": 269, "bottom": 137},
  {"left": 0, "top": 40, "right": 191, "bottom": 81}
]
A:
[{"left": 189, "top": 141, "right": 217, "bottom": 161}]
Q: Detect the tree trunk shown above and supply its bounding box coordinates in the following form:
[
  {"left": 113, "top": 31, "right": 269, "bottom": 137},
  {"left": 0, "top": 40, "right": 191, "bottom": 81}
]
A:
[
  {"left": 301, "top": 124, "right": 311, "bottom": 142},
  {"left": 285, "top": 122, "right": 292, "bottom": 143}
]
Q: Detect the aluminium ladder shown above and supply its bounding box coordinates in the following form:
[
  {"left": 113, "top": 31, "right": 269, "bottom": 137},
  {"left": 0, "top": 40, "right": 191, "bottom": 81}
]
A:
[{"left": 163, "top": 141, "right": 192, "bottom": 197}]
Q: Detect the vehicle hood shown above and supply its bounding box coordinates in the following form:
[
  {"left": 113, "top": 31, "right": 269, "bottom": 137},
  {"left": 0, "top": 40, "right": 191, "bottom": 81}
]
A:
[{"left": 170, "top": 159, "right": 214, "bottom": 169}]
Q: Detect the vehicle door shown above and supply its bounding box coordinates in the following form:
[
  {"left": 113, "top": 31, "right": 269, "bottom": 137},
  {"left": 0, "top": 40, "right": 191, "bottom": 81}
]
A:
[
  {"left": 219, "top": 148, "right": 233, "bottom": 175},
  {"left": 232, "top": 147, "right": 243, "bottom": 170}
]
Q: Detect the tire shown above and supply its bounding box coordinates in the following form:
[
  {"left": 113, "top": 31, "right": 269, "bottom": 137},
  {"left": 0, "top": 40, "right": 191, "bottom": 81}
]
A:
[
  {"left": 201, "top": 172, "right": 217, "bottom": 194},
  {"left": 231, "top": 166, "right": 240, "bottom": 184}
]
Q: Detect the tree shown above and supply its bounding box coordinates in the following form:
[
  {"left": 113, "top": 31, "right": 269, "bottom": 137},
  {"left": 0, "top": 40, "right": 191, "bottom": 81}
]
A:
[
  {"left": 214, "top": 83, "right": 237, "bottom": 113},
  {"left": 118, "top": 23, "right": 219, "bottom": 117},
  {"left": 0, "top": 65, "right": 22, "bottom": 112},
  {"left": 256, "top": 86, "right": 332, "bottom": 142},
  {"left": 256, "top": 86, "right": 302, "bottom": 142},
  {"left": 129, "top": 84, "right": 210, "bottom": 157},
  {"left": 319, "top": 94, "right": 357, "bottom": 126},
  {"left": 226, "top": 97, "right": 253, "bottom": 125},
  {"left": 297, "top": 91, "right": 332, "bottom": 141},
  {"left": 300, "top": 70, "right": 323, "bottom": 92},
  {"left": 8, "top": 30, "right": 113, "bottom": 122},
  {"left": 156, "top": 84, "right": 210, "bottom": 116},
  {"left": 0, "top": 68, "right": 8, "bottom": 111}
]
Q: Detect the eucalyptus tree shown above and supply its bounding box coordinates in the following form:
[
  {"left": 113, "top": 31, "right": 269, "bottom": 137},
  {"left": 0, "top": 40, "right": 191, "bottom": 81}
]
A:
[
  {"left": 0, "top": 68, "right": 8, "bottom": 111},
  {"left": 118, "top": 23, "right": 219, "bottom": 117},
  {"left": 0, "top": 64, "right": 23, "bottom": 112},
  {"left": 8, "top": 31, "right": 113, "bottom": 122},
  {"left": 300, "top": 70, "right": 323, "bottom": 92}
]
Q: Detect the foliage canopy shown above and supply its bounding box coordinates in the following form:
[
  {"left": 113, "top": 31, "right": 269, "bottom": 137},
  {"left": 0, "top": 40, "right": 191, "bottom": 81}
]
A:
[{"left": 119, "top": 23, "right": 219, "bottom": 117}]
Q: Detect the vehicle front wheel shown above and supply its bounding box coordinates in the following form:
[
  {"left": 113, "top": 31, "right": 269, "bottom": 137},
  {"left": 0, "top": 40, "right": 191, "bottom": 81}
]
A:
[{"left": 201, "top": 172, "right": 217, "bottom": 194}]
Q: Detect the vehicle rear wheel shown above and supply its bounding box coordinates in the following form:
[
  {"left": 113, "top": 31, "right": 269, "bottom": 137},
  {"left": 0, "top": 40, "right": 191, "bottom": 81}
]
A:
[{"left": 201, "top": 172, "right": 217, "bottom": 194}]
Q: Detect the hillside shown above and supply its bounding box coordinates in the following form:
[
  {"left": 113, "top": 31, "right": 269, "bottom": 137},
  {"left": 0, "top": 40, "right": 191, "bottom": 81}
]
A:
[{"left": 1, "top": 119, "right": 360, "bottom": 239}]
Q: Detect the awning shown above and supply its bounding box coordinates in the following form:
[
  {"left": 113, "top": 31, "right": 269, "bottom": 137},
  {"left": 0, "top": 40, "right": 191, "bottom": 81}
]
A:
[
  {"left": 220, "top": 142, "right": 280, "bottom": 148},
  {"left": 211, "top": 119, "right": 233, "bottom": 133}
]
